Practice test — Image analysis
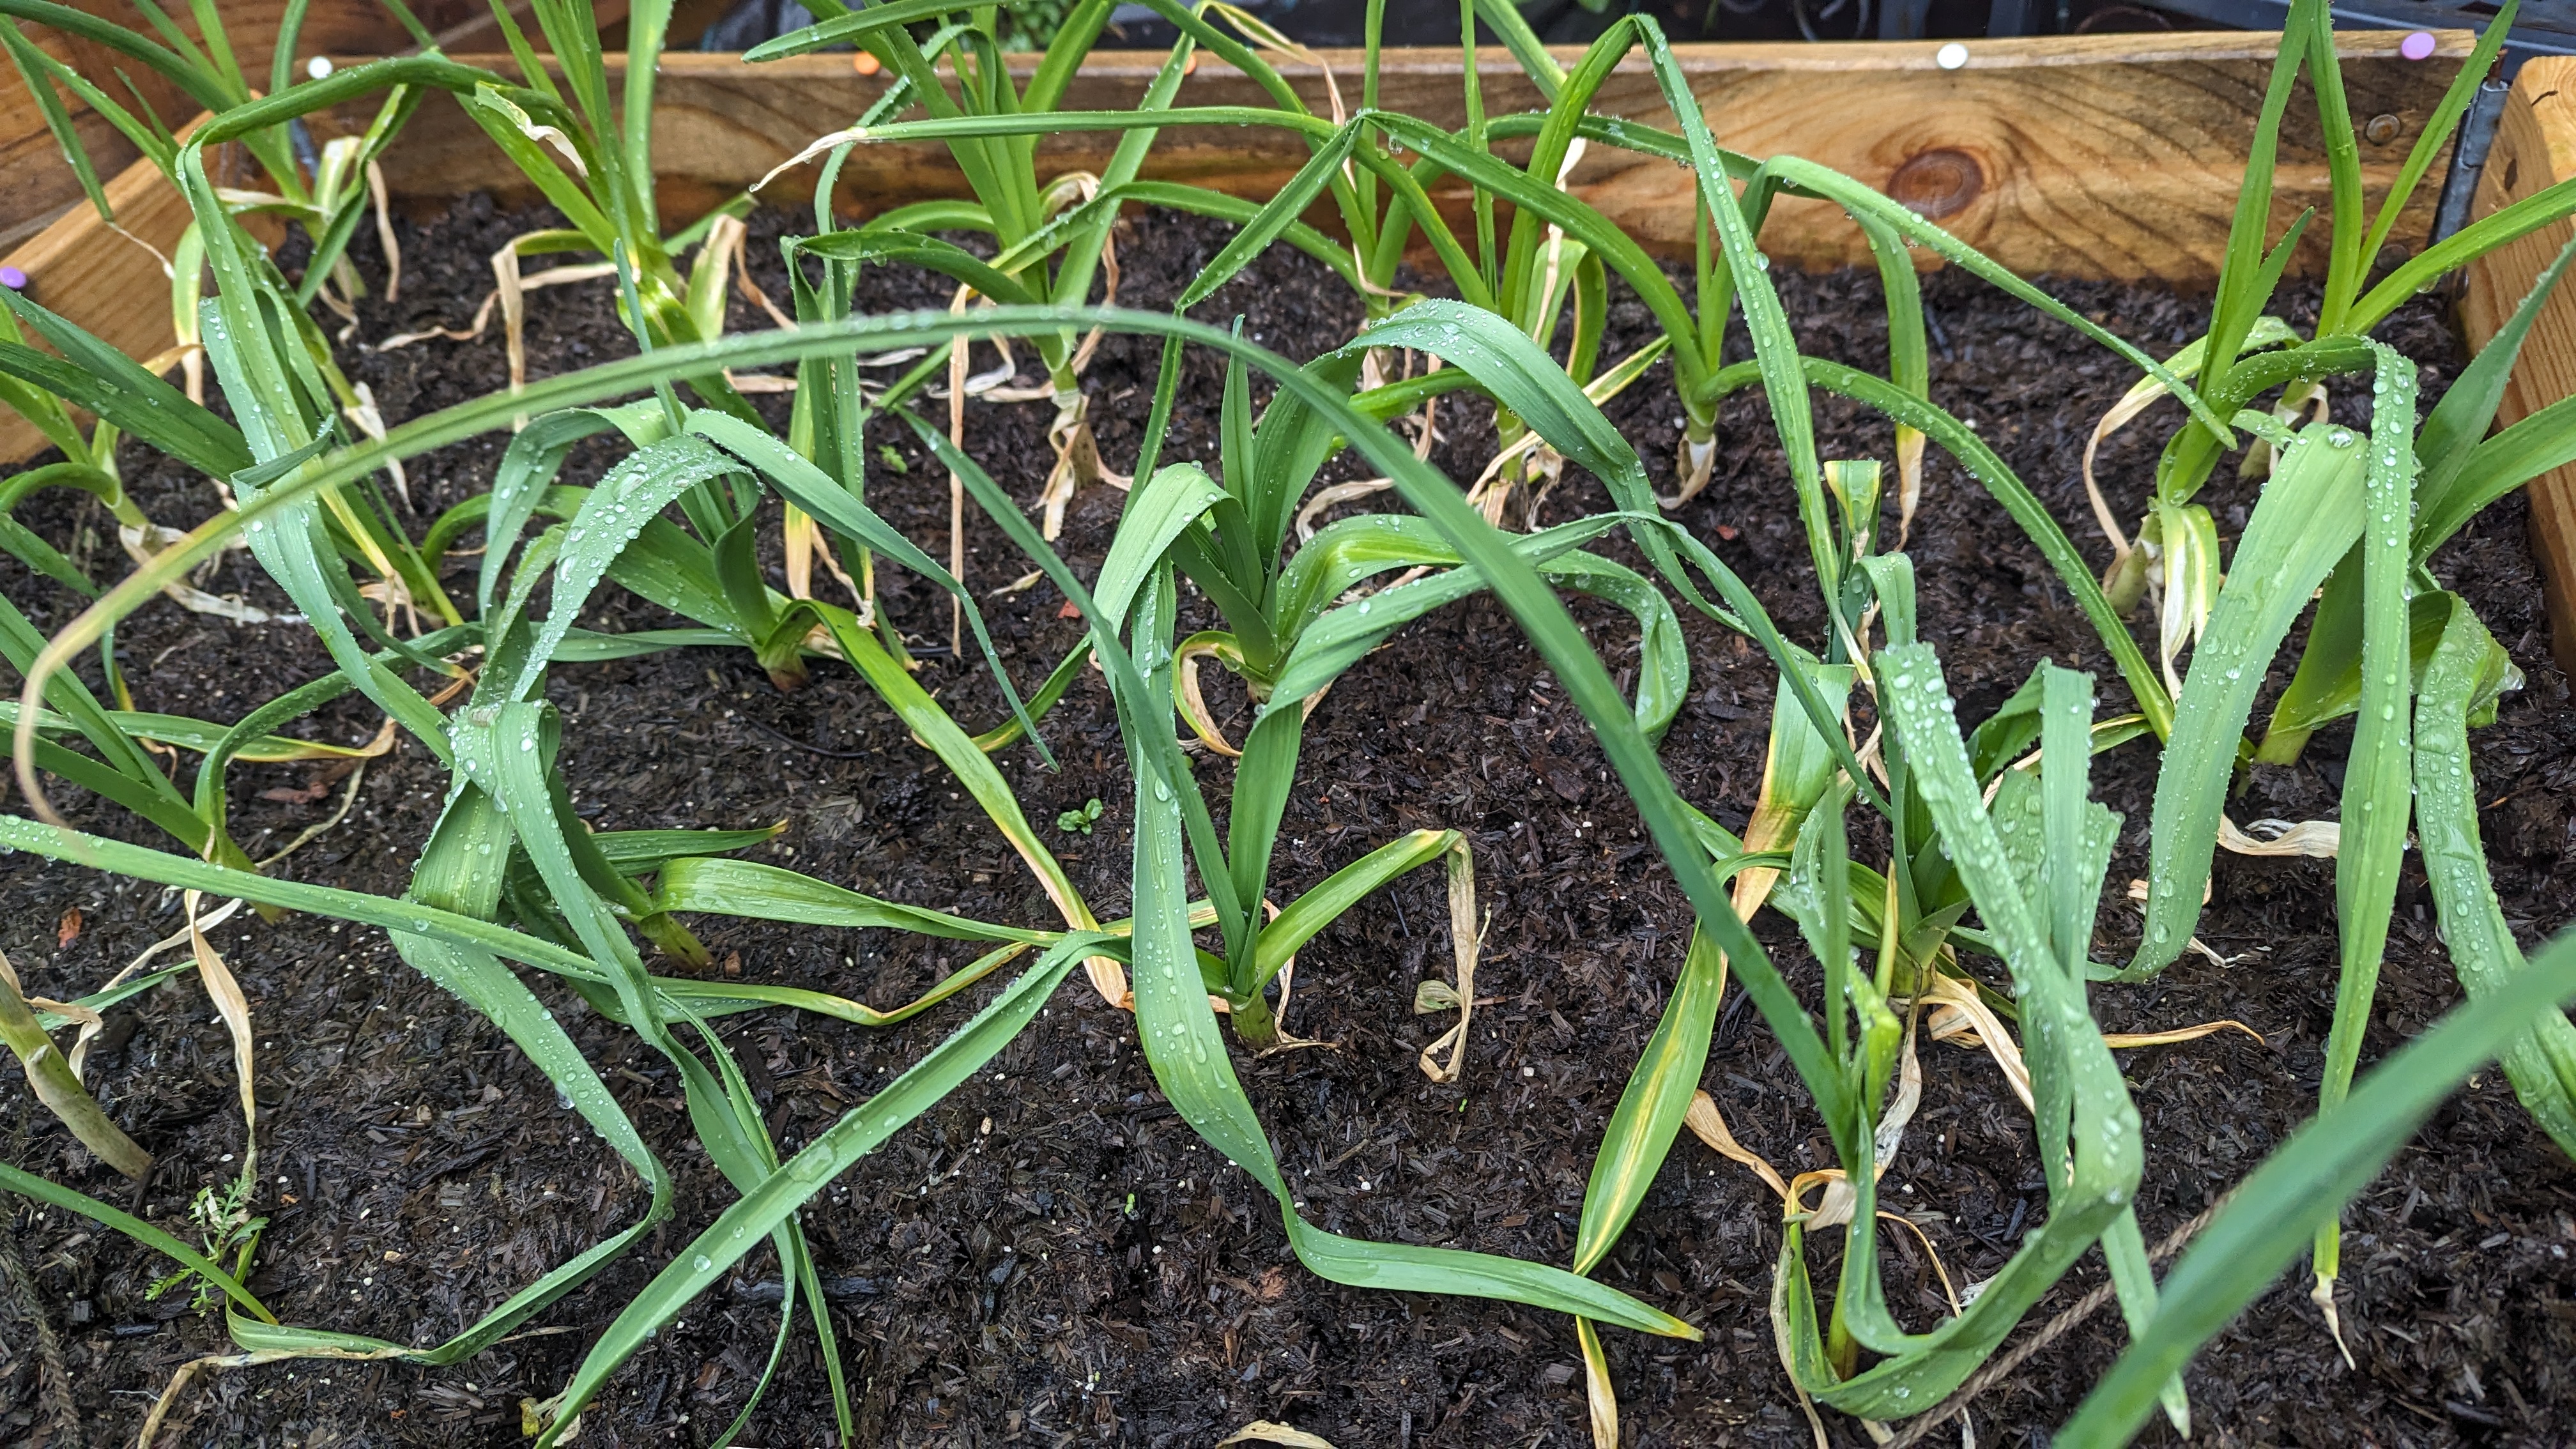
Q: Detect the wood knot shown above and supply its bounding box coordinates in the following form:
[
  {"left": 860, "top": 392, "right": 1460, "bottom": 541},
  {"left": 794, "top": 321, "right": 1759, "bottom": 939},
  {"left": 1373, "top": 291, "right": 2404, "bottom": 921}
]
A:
[{"left": 1887, "top": 148, "right": 1984, "bottom": 220}]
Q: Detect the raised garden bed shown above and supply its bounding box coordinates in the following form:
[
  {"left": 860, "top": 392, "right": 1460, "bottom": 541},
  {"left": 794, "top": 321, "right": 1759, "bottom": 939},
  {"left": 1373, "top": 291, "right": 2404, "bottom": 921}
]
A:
[{"left": 4, "top": 12, "right": 2576, "bottom": 1449}]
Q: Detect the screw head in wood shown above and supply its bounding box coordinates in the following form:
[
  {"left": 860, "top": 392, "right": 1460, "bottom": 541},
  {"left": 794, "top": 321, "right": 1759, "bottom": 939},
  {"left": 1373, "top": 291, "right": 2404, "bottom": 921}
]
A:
[{"left": 2366, "top": 114, "right": 2403, "bottom": 144}]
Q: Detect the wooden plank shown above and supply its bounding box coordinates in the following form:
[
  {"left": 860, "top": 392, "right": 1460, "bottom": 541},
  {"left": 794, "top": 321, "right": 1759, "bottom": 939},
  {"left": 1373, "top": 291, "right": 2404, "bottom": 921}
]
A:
[
  {"left": 2462, "top": 55, "right": 2576, "bottom": 677},
  {"left": 358, "top": 31, "right": 2472, "bottom": 284},
  {"left": 0, "top": 32, "right": 2489, "bottom": 468},
  {"left": 0, "top": 0, "right": 195, "bottom": 251},
  {"left": 0, "top": 134, "right": 256, "bottom": 463},
  {"left": 0, "top": 150, "right": 191, "bottom": 461},
  {"left": 426, "top": 1, "right": 632, "bottom": 57},
  {"left": 0, "top": 0, "right": 451, "bottom": 246}
]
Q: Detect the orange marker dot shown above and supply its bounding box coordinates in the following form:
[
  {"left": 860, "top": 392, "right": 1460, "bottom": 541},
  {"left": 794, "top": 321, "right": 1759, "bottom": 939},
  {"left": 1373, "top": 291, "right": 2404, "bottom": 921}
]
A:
[{"left": 854, "top": 50, "right": 882, "bottom": 76}]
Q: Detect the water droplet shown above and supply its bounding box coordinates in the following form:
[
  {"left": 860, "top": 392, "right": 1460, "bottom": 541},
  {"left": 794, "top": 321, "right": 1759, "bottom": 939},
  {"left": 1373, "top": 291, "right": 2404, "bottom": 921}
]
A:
[{"left": 692, "top": 1254, "right": 713, "bottom": 1273}]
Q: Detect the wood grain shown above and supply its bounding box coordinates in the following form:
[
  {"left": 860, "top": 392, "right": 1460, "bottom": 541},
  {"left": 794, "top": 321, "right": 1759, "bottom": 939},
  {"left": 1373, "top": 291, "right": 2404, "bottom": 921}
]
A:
[
  {"left": 0, "top": 0, "right": 193, "bottom": 250},
  {"left": 360, "top": 32, "right": 2474, "bottom": 284},
  {"left": 2462, "top": 56, "right": 2576, "bottom": 676},
  {"left": 0, "top": 132, "right": 262, "bottom": 462},
  {"left": 425, "top": 1, "right": 631, "bottom": 58},
  {"left": 0, "top": 33, "right": 2495, "bottom": 469},
  {"left": 0, "top": 0, "right": 449, "bottom": 247}
]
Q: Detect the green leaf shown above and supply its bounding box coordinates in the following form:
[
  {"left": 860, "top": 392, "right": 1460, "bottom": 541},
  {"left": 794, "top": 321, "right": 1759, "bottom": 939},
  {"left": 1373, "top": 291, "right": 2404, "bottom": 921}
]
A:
[
  {"left": 479, "top": 402, "right": 670, "bottom": 615},
  {"left": 1178, "top": 121, "right": 1360, "bottom": 312},
  {"left": 2416, "top": 387, "right": 2576, "bottom": 563},
  {"left": 1098, "top": 461, "right": 1228, "bottom": 634},
  {"left": 1247, "top": 829, "right": 1455, "bottom": 990},
  {"left": 2352, "top": 171, "right": 2576, "bottom": 335},
  {"left": 1538, "top": 551, "right": 1691, "bottom": 741},
  {"left": 2204, "top": 1, "right": 2312, "bottom": 395},
  {"left": 590, "top": 827, "right": 779, "bottom": 872},
  {"left": 2257, "top": 583, "right": 2452, "bottom": 763},
  {"left": 458, "top": 83, "right": 618, "bottom": 249},
  {"left": 795, "top": 227, "right": 1043, "bottom": 307},
  {"left": 0, "top": 19, "right": 122, "bottom": 217},
  {"left": 2341, "top": 0, "right": 2523, "bottom": 329},
  {"left": 745, "top": 0, "right": 963, "bottom": 60},
  {"left": 2126, "top": 422, "right": 2368, "bottom": 979},
  {"left": 1825, "top": 645, "right": 2139, "bottom": 1416},
  {"left": 1258, "top": 518, "right": 1623, "bottom": 707},
  {"left": 0, "top": 1161, "right": 271, "bottom": 1321},
  {"left": 0, "top": 289, "right": 251, "bottom": 477},
  {"left": 2411, "top": 595, "right": 2576, "bottom": 1155},
  {"left": 654, "top": 856, "right": 1050, "bottom": 944},
  {"left": 502, "top": 434, "right": 742, "bottom": 703},
  {"left": 2416, "top": 230, "right": 2575, "bottom": 530},
  {"left": 2313, "top": 348, "right": 2424, "bottom": 1291},
  {"left": 2057, "top": 923, "right": 2576, "bottom": 1445},
  {"left": 1574, "top": 920, "right": 1726, "bottom": 1276},
  {"left": 527, "top": 937, "right": 1092, "bottom": 1445}
]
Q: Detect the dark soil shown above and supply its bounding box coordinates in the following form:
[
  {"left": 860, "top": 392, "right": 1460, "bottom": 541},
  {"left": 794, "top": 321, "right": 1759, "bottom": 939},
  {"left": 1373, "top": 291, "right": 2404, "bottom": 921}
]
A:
[{"left": 3, "top": 200, "right": 2572, "bottom": 1449}]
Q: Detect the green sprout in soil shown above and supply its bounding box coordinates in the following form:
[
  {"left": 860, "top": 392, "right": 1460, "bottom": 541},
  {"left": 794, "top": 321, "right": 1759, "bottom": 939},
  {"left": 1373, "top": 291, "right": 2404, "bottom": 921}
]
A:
[
  {"left": 1056, "top": 797, "right": 1103, "bottom": 834},
  {"left": 147, "top": 1170, "right": 266, "bottom": 1317}
]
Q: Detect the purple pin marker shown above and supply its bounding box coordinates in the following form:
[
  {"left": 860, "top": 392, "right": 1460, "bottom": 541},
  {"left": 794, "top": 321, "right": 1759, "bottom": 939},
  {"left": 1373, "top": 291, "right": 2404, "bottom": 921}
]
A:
[
  {"left": 2400, "top": 30, "right": 2438, "bottom": 61},
  {"left": 0, "top": 266, "right": 24, "bottom": 291}
]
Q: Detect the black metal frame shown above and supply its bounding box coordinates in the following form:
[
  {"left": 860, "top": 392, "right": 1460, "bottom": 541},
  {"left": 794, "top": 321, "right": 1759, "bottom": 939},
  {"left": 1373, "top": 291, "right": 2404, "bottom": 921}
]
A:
[{"left": 2120, "top": 0, "right": 2572, "bottom": 72}]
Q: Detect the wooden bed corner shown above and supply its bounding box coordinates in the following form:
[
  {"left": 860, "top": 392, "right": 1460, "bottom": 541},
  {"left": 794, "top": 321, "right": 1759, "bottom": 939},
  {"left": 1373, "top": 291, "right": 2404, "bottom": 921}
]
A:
[{"left": 2463, "top": 55, "right": 2576, "bottom": 675}]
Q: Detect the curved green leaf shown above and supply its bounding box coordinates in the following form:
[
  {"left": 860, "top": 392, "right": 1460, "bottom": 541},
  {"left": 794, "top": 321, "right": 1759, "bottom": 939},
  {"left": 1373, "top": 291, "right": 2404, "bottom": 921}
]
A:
[
  {"left": 2058, "top": 924, "right": 2576, "bottom": 1445},
  {"left": 2126, "top": 422, "right": 2368, "bottom": 979},
  {"left": 2412, "top": 597, "right": 2576, "bottom": 1154}
]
